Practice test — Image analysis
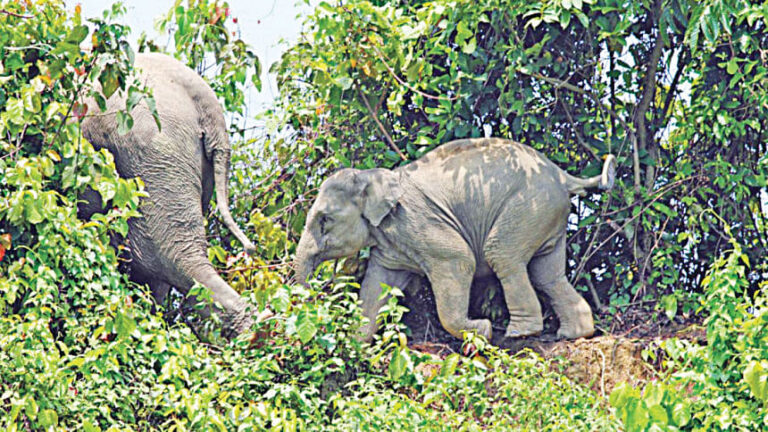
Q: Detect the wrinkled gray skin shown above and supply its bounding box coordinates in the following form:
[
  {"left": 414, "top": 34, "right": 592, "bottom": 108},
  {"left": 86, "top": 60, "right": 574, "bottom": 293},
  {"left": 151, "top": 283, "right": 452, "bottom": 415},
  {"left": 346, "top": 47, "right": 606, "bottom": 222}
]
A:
[
  {"left": 294, "top": 138, "right": 616, "bottom": 342},
  {"left": 79, "top": 53, "right": 257, "bottom": 337}
]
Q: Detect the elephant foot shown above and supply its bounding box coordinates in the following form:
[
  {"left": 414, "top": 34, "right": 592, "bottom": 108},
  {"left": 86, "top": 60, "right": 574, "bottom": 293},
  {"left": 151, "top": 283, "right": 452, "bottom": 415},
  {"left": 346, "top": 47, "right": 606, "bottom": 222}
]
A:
[
  {"left": 221, "top": 311, "right": 254, "bottom": 339},
  {"left": 255, "top": 308, "right": 275, "bottom": 323},
  {"left": 504, "top": 317, "right": 543, "bottom": 339},
  {"left": 469, "top": 318, "right": 493, "bottom": 340},
  {"left": 555, "top": 298, "right": 595, "bottom": 339}
]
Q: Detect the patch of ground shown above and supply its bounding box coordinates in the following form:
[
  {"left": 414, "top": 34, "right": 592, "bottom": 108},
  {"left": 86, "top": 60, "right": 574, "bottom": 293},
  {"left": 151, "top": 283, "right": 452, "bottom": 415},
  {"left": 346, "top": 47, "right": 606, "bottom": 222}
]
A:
[{"left": 401, "top": 276, "right": 706, "bottom": 395}]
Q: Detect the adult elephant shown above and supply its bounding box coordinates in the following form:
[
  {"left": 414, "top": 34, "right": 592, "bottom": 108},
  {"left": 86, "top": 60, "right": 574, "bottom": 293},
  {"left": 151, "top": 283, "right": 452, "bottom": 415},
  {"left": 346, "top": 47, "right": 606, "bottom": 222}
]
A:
[
  {"left": 80, "top": 53, "right": 258, "bottom": 337},
  {"left": 294, "top": 138, "right": 615, "bottom": 342}
]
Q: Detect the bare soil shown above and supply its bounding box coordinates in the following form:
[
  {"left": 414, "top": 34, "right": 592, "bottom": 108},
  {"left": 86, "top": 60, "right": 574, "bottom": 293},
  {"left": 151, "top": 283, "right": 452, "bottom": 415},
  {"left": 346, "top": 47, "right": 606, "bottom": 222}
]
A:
[{"left": 400, "top": 276, "right": 706, "bottom": 395}]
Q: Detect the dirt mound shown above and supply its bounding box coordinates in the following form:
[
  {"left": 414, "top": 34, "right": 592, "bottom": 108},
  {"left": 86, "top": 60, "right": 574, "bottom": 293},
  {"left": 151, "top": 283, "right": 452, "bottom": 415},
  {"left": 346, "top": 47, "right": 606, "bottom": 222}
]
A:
[{"left": 401, "top": 277, "right": 706, "bottom": 394}]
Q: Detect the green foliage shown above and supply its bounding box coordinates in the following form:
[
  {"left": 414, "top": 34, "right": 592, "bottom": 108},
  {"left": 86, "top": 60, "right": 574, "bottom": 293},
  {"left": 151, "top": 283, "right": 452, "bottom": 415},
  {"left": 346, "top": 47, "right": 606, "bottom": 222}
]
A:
[
  {"left": 2, "top": 0, "right": 766, "bottom": 430},
  {"left": 0, "top": 1, "right": 617, "bottom": 430},
  {"left": 611, "top": 236, "right": 768, "bottom": 431},
  {"left": 150, "top": 0, "right": 261, "bottom": 116}
]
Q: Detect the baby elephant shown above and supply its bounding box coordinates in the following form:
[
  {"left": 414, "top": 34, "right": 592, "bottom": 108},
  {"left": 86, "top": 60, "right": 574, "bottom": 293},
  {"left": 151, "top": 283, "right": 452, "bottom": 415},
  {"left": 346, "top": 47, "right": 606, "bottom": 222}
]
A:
[{"left": 294, "top": 138, "right": 615, "bottom": 341}]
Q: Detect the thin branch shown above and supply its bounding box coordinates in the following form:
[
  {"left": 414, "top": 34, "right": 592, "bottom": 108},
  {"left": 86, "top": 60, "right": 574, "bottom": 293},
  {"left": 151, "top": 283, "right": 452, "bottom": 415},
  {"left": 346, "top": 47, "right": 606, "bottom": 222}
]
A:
[
  {"left": 631, "top": 133, "right": 641, "bottom": 189},
  {"left": 575, "top": 176, "right": 700, "bottom": 272},
  {"left": 636, "top": 214, "right": 670, "bottom": 302},
  {"left": 357, "top": 87, "right": 407, "bottom": 161},
  {"left": 0, "top": 9, "right": 33, "bottom": 19},
  {"left": 609, "top": 47, "right": 617, "bottom": 138},
  {"left": 524, "top": 71, "right": 634, "bottom": 139},
  {"left": 366, "top": 40, "right": 459, "bottom": 102},
  {"left": 520, "top": 70, "right": 643, "bottom": 187},
  {"left": 559, "top": 96, "right": 599, "bottom": 160},
  {"left": 659, "top": 50, "right": 687, "bottom": 127},
  {"left": 607, "top": 220, "right": 631, "bottom": 242},
  {"left": 584, "top": 278, "right": 603, "bottom": 311}
]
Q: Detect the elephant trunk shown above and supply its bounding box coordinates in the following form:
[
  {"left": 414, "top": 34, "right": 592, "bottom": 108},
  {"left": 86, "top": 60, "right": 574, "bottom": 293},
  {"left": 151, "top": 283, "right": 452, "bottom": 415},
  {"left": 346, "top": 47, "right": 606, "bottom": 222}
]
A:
[
  {"left": 293, "top": 233, "right": 319, "bottom": 287},
  {"left": 212, "top": 149, "right": 257, "bottom": 255}
]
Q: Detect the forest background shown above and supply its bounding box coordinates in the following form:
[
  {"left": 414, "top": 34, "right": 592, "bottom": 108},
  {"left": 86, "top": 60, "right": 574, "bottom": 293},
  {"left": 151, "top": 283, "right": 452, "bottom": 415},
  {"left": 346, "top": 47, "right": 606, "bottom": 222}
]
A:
[{"left": 0, "top": 0, "right": 767, "bottom": 430}]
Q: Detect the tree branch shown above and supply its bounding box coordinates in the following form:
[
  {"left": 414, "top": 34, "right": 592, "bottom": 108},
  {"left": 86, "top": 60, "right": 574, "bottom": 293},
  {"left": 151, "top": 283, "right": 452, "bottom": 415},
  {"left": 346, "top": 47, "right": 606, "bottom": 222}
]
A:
[
  {"left": 0, "top": 9, "right": 33, "bottom": 19},
  {"left": 559, "top": 96, "right": 599, "bottom": 160},
  {"left": 658, "top": 50, "right": 688, "bottom": 128},
  {"left": 366, "top": 39, "right": 458, "bottom": 102},
  {"left": 357, "top": 87, "right": 407, "bottom": 161},
  {"left": 525, "top": 71, "right": 635, "bottom": 140},
  {"left": 523, "top": 69, "right": 643, "bottom": 184},
  {"left": 634, "top": 3, "right": 665, "bottom": 190}
]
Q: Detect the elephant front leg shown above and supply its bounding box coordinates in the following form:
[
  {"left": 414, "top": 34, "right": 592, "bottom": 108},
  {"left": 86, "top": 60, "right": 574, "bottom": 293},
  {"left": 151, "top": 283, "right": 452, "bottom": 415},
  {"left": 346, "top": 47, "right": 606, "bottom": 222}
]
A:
[
  {"left": 358, "top": 258, "right": 414, "bottom": 342},
  {"left": 426, "top": 260, "right": 492, "bottom": 341}
]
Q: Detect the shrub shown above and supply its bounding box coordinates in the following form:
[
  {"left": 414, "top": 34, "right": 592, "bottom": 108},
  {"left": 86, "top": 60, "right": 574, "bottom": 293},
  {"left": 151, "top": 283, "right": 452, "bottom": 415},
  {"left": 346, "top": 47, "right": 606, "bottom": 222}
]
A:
[{"left": 611, "top": 235, "right": 768, "bottom": 431}]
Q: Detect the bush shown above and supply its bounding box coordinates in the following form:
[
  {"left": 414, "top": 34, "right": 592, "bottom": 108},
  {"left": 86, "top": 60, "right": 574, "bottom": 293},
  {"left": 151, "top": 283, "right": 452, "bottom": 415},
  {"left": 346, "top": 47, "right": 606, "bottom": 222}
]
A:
[{"left": 611, "top": 235, "right": 768, "bottom": 431}]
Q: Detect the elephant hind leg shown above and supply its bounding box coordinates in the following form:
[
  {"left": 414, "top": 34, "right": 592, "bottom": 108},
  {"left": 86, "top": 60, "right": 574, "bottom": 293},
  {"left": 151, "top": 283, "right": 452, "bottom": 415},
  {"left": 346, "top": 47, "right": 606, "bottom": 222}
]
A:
[
  {"left": 178, "top": 265, "right": 254, "bottom": 338},
  {"left": 528, "top": 235, "right": 594, "bottom": 339}
]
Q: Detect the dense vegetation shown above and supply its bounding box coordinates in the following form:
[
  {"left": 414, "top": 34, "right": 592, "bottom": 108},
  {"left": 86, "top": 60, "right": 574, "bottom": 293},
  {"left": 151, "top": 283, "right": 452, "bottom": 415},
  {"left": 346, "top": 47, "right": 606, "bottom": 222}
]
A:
[{"left": 0, "top": 0, "right": 765, "bottom": 430}]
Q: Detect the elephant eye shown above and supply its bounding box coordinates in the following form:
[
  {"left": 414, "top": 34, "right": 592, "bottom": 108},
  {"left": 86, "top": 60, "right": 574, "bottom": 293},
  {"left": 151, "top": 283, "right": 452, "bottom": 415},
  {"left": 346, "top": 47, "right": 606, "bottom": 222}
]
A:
[{"left": 319, "top": 215, "right": 333, "bottom": 233}]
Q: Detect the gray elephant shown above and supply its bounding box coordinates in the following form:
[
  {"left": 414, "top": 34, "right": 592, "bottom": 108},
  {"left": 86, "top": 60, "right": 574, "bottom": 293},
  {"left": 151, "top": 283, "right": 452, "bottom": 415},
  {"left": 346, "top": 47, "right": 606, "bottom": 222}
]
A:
[
  {"left": 80, "top": 53, "right": 258, "bottom": 336},
  {"left": 294, "top": 138, "right": 615, "bottom": 341}
]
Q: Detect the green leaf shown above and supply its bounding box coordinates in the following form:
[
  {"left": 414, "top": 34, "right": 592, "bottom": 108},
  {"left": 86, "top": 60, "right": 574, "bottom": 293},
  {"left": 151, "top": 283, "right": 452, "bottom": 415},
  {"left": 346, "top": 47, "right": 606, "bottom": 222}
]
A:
[
  {"left": 65, "top": 25, "right": 89, "bottom": 44},
  {"left": 115, "top": 311, "right": 136, "bottom": 339},
  {"left": 24, "top": 397, "right": 38, "bottom": 420},
  {"left": 207, "top": 245, "right": 228, "bottom": 264},
  {"left": 441, "top": 354, "right": 459, "bottom": 377},
  {"left": 652, "top": 202, "right": 676, "bottom": 217},
  {"left": 7, "top": 98, "right": 25, "bottom": 125},
  {"left": 96, "top": 179, "right": 116, "bottom": 203},
  {"left": 116, "top": 111, "right": 134, "bottom": 135},
  {"left": 624, "top": 399, "right": 649, "bottom": 431},
  {"left": 125, "top": 87, "right": 144, "bottom": 111},
  {"left": 24, "top": 196, "right": 44, "bottom": 224},
  {"left": 251, "top": 58, "right": 263, "bottom": 91},
  {"left": 744, "top": 361, "right": 768, "bottom": 402},
  {"left": 100, "top": 68, "right": 120, "bottom": 99},
  {"left": 296, "top": 311, "right": 317, "bottom": 344},
  {"left": 685, "top": 6, "right": 704, "bottom": 49},
  {"left": 671, "top": 402, "right": 690, "bottom": 427},
  {"left": 83, "top": 419, "right": 101, "bottom": 432},
  {"left": 388, "top": 347, "right": 408, "bottom": 381},
  {"left": 145, "top": 94, "right": 161, "bottom": 131},
  {"left": 462, "top": 37, "right": 477, "bottom": 54},
  {"left": 22, "top": 87, "right": 41, "bottom": 113},
  {"left": 335, "top": 76, "right": 353, "bottom": 90},
  {"left": 456, "top": 21, "right": 472, "bottom": 41},
  {"left": 661, "top": 295, "right": 677, "bottom": 320},
  {"left": 39, "top": 409, "right": 58, "bottom": 427}
]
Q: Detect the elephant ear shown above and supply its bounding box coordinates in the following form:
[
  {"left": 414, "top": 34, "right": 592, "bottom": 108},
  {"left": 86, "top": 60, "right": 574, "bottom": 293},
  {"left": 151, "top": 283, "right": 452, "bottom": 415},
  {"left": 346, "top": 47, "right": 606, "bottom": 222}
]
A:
[{"left": 354, "top": 169, "right": 403, "bottom": 227}]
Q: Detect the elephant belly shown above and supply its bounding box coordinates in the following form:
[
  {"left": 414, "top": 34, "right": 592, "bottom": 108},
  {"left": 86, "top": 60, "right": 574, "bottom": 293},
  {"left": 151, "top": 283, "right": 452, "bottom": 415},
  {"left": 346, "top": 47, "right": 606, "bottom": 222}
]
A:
[{"left": 474, "top": 259, "right": 494, "bottom": 279}]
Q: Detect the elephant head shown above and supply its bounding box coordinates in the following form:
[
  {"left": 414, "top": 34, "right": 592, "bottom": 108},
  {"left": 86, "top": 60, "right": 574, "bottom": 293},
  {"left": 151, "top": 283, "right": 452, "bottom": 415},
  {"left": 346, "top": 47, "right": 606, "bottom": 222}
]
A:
[{"left": 294, "top": 168, "right": 403, "bottom": 284}]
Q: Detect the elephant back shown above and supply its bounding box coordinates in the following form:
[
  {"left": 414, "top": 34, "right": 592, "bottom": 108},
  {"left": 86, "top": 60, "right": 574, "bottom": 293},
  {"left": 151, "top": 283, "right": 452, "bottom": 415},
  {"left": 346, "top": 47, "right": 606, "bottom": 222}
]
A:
[{"left": 82, "top": 53, "right": 228, "bottom": 170}]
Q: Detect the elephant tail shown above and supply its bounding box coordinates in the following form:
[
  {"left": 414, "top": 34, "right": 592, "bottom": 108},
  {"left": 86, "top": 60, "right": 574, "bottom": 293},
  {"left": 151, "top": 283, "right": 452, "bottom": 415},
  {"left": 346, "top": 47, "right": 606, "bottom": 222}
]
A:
[
  {"left": 212, "top": 149, "right": 257, "bottom": 255},
  {"left": 564, "top": 154, "right": 616, "bottom": 197}
]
